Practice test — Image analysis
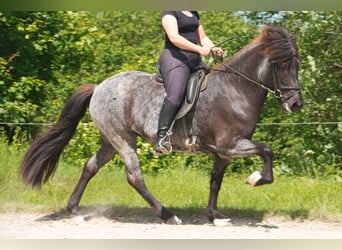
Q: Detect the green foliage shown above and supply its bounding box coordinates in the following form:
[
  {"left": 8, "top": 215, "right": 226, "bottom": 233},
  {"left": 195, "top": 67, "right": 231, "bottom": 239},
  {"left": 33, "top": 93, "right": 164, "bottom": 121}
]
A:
[
  {"left": 62, "top": 121, "right": 101, "bottom": 167},
  {"left": 0, "top": 11, "right": 340, "bottom": 179},
  {"left": 0, "top": 12, "right": 96, "bottom": 135},
  {"left": 199, "top": 12, "right": 256, "bottom": 62},
  {"left": 284, "top": 12, "right": 341, "bottom": 179}
]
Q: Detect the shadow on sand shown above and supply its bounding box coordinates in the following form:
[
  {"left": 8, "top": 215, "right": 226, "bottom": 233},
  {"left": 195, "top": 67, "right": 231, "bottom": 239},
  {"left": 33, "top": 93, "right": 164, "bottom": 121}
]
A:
[{"left": 36, "top": 204, "right": 309, "bottom": 228}]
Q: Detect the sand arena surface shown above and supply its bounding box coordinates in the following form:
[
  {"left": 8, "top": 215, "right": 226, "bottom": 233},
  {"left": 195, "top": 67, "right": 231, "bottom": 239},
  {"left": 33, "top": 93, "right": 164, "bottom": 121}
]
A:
[{"left": 0, "top": 207, "right": 341, "bottom": 239}]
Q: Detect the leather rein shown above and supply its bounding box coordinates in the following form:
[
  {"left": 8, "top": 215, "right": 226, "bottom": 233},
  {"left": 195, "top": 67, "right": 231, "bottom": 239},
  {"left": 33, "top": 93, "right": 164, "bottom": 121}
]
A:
[{"left": 211, "top": 38, "right": 301, "bottom": 102}]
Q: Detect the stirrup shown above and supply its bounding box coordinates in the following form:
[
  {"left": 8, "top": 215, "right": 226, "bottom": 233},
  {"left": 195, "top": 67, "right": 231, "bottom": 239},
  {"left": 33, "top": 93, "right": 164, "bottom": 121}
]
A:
[{"left": 154, "top": 132, "right": 173, "bottom": 156}]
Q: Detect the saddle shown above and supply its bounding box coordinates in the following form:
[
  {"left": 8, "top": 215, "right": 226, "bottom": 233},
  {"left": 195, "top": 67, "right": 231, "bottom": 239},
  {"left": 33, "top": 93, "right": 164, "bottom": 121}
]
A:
[{"left": 155, "top": 69, "right": 207, "bottom": 120}]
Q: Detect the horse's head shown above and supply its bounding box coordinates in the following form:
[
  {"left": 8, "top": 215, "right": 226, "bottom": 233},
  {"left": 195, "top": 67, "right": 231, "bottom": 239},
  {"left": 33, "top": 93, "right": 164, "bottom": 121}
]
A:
[{"left": 261, "top": 26, "right": 303, "bottom": 112}]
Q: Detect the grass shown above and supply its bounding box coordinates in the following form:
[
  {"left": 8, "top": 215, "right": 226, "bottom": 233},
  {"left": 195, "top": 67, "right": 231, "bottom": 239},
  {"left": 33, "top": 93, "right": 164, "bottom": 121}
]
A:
[{"left": 1, "top": 142, "right": 341, "bottom": 222}]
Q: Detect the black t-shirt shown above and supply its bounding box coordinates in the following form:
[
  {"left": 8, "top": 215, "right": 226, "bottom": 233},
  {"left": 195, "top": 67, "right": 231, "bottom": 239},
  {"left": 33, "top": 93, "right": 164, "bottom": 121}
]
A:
[{"left": 161, "top": 11, "right": 200, "bottom": 50}]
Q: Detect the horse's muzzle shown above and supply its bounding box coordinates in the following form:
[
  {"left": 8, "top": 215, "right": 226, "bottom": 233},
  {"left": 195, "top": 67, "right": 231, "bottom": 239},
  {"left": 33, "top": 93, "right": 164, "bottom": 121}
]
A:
[
  {"left": 290, "top": 99, "right": 303, "bottom": 112},
  {"left": 282, "top": 91, "right": 303, "bottom": 113}
]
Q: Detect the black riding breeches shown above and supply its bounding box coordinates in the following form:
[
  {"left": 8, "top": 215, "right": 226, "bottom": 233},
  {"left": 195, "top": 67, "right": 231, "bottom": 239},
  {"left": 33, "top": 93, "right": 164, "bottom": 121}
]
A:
[{"left": 158, "top": 48, "right": 206, "bottom": 106}]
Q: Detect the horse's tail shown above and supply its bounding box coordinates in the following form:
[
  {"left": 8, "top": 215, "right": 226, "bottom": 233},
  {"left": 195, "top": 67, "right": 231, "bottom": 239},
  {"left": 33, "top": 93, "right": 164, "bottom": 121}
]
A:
[{"left": 20, "top": 84, "right": 96, "bottom": 188}]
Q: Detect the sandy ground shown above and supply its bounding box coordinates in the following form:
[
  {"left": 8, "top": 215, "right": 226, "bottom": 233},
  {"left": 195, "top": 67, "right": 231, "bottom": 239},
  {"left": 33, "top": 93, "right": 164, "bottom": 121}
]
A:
[{"left": 0, "top": 206, "right": 341, "bottom": 239}]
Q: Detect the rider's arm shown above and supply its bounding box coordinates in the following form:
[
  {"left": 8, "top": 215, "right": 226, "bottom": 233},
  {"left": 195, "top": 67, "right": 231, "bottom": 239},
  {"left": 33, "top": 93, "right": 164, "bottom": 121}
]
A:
[
  {"left": 197, "top": 22, "right": 223, "bottom": 58},
  {"left": 162, "top": 14, "right": 211, "bottom": 56}
]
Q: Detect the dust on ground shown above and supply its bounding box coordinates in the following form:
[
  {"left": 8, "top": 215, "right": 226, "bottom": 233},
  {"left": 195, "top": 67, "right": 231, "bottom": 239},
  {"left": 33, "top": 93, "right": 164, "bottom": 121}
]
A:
[{"left": 1, "top": 206, "right": 341, "bottom": 239}]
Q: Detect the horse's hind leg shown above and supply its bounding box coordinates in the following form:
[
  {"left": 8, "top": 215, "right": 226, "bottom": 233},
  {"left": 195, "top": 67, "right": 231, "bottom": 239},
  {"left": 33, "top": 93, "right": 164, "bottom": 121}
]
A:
[
  {"left": 67, "top": 137, "right": 116, "bottom": 214},
  {"left": 119, "top": 140, "right": 181, "bottom": 224}
]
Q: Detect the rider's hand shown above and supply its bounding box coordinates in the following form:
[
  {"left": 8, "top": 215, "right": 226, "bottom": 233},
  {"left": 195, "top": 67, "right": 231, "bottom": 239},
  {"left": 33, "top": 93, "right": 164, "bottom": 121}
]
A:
[
  {"left": 199, "top": 46, "right": 212, "bottom": 56},
  {"left": 211, "top": 47, "right": 224, "bottom": 58}
]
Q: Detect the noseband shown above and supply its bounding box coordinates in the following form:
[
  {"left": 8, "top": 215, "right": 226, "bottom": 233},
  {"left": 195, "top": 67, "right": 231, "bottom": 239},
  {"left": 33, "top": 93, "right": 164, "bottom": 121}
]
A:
[
  {"left": 217, "top": 59, "right": 301, "bottom": 103},
  {"left": 270, "top": 61, "right": 301, "bottom": 102}
]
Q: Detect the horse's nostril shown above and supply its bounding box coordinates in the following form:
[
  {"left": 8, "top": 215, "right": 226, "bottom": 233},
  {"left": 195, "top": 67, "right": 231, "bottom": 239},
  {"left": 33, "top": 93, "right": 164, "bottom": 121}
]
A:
[{"left": 291, "top": 101, "right": 303, "bottom": 111}]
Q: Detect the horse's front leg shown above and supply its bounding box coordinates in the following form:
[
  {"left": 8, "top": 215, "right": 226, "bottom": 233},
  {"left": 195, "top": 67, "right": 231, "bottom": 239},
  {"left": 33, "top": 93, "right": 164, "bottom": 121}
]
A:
[
  {"left": 207, "top": 156, "right": 229, "bottom": 222},
  {"left": 222, "top": 138, "right": 274, "bottom": 186}
]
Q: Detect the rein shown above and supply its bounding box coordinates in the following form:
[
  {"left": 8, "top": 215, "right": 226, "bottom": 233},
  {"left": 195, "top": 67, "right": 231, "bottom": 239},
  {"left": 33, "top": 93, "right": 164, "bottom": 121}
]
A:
[
  {"left": 213, "top": 58, "right": 301, "bottom": 101},
  {"left": 210, "top": 36, "right": 301, "bottom": 102}
]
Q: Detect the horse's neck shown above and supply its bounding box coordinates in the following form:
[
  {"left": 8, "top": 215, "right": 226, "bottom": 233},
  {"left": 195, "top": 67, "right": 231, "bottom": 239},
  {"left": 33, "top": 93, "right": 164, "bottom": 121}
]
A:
[
  {"left": 209, "top": 46, "right": 270, "bottom": 121},
  {"left": 227, "top": 45, "right": 270, "bottom": 101},
  {"left": 230, "top": 44, "right": 269, "bottom": 82}
]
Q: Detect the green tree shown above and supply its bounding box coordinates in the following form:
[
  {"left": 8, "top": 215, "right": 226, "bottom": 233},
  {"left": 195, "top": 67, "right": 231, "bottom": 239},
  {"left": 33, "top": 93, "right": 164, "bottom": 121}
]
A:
[
  {"left": 279, "top": 11, "right": 341, "bottom": 178},
  {"left": 0, "top": 12, "right": 96, "bottom": 139}
]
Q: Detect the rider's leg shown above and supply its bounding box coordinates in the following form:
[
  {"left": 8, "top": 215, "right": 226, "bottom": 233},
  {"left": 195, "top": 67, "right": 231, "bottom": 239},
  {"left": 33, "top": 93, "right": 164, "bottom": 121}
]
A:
[
  {"left": 154, "top": 49, "right": 193, "bottom": 155},
  {"left": 154, "top": 97, "right": 179, "bottom": 154}
]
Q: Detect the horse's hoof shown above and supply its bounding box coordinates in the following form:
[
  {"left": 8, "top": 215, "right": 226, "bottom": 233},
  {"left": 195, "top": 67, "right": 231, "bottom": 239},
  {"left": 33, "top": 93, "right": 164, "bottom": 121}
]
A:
[
  {"left": 213, "top": 218, "right": 231, "bottom": 227},
  {"left": 72, "top": 215, "right": 86, "bottom": 224},
  {"left": 246, "top": 171, "right": 262, "bottom": 186},
  {"left": 67, "top": 206, "right": 80, "bottom": 215},
  {"left": 165, "top": 215, "right": 182, "bottom": 225}
]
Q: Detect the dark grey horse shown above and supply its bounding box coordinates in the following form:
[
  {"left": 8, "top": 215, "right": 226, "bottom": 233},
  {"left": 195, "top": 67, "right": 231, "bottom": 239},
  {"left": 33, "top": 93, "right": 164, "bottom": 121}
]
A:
[{"left": 21, "top": 26, "right": 303, "bottom": 225}]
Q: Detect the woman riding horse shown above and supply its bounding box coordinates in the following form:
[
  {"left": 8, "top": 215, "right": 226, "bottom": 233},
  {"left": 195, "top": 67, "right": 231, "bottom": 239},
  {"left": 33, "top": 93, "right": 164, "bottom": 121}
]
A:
[
  {"left": 155, "top": 11, "right": 223, "bottom": 155},
  {"left": 21, "top": 25, "right": 303, "bottom": 225}
]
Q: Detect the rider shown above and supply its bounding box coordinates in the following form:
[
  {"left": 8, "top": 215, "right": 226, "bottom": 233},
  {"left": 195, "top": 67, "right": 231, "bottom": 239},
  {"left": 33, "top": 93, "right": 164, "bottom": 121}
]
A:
[{"left": 154, "top": 11, "right": 223, "bottom": 155}]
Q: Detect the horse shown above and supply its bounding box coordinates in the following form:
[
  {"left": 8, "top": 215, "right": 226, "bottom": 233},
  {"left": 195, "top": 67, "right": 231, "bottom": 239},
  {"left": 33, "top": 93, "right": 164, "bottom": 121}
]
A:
[{"left": 20, "top": 25, "right": 303, "bottom": 225}]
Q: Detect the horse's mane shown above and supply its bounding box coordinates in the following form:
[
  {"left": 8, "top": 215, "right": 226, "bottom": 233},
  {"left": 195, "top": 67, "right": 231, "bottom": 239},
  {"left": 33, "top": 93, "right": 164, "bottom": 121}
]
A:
[{"left": 212, "top": 25, "right": 298, "bottom": 71}]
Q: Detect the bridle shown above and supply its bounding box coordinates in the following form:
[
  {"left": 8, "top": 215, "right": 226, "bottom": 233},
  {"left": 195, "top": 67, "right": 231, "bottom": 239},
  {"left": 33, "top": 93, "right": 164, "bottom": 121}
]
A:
[
  {"left": 211, "top": 37, "right": 301, "bottom": 103},
  {"left": 270, "top": 60, "right": 302, "bottom": 101},
  {"left": 213, "top": 58, "right": 301, "bottom": 103}
]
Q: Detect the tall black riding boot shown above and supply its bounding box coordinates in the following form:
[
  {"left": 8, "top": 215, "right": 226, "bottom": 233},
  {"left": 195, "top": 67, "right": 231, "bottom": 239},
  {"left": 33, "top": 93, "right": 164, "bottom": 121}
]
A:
[{"left": 154, "top": 98, "right": 179, "bottom": 155}]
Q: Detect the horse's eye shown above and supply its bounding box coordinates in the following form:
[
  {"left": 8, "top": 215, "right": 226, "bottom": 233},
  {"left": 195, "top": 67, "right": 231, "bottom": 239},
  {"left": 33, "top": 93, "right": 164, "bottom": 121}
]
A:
[{"left": 280, "top": 62, "right": 288, "bottom": 70}]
